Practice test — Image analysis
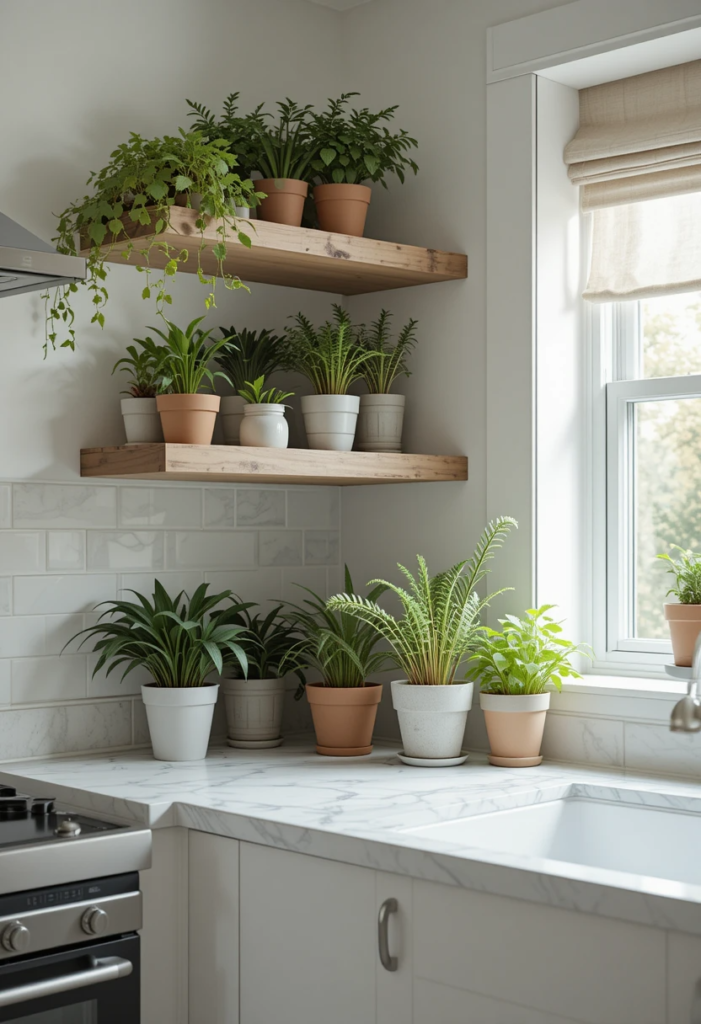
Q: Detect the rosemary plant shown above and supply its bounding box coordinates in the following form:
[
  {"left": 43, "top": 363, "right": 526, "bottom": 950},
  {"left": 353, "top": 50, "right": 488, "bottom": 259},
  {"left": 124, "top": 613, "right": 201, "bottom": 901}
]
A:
[
  {"left": 284, "top": 306, "right": 373, "bottom": 395},
  {"left": 358, "top": 310, "right": 419, "bottom": 394}
]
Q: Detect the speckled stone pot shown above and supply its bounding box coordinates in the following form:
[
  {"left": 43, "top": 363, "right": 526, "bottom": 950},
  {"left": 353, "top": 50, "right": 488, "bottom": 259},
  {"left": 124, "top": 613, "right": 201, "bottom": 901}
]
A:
[{"left": 390, "top": 680, "right": 473, "bottom": 760}]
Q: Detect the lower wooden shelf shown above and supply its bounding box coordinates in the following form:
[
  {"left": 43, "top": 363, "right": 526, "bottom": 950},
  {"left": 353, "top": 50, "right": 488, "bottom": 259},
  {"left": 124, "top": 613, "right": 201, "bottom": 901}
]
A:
[{"left": 80, "top": 445, "right": 468, "bottom": 486}]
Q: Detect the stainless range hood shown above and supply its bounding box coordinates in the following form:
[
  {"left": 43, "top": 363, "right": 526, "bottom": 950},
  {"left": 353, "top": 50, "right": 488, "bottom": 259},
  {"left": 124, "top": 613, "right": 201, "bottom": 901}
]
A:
[{"left": 0, "top": 212, "right": 86, "bottom": 299}]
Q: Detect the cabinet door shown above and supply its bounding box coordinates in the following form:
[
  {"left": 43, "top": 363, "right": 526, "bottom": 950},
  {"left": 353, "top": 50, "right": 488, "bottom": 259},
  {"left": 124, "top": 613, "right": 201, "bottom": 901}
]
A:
[
  {"left": 240, "top": 843, "right": 377, "bottom": 1024},
  {"left": 189, "top": 830, "right": 240, "bottom": 1024}
]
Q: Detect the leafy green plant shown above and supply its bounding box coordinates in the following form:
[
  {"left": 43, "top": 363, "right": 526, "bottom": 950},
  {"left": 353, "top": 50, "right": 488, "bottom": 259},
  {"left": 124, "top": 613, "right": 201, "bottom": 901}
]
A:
[
  {"left": 146, "top": 316, "right": 234, "bottom": 394},
  {"left": 216, "top": 327, "right": 287, "bottom": 391},
  {"left": 66, "top": 581, "right": 249, "bottom": 688},
  {"left": 243, "top": 98, "right": 316, "bottom": 180},
  {"left": 47, "top": 129, "right": 257, "bottom": 353},
  {"left": 467, "top": 605, "right": 589, "bottom": 695},
  {"left": 112, "top": 340, "right": 167, "bottom": 398},
  {"left": 238, "top": 376, "right": 294, "bottom": 405},
  {"left": 658, "top": 545, "right": 701, "bottom": 604},
  {"left": 282, "top": 568, "right": 391, "bottom": 696},
  {"left": 213, "top": 601, "right": 305, "bottom": 683},
  {"left": 327, "top": 518, "right": 517, "bottom": 686},
  {"left": 358, "top": 310, "right": 418, "bottom": 394},
  {"left": 284, "top": 305, "right": 373, "bottom": 395},
  {"left": 309, "top": 93, "right": 419, "bottom": 187}
]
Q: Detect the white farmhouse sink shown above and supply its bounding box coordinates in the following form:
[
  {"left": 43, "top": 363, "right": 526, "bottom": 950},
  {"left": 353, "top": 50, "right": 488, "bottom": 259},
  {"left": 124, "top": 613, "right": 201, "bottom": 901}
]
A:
[{"left": 404, "top": 786, "right": 701, "bottom": 885}]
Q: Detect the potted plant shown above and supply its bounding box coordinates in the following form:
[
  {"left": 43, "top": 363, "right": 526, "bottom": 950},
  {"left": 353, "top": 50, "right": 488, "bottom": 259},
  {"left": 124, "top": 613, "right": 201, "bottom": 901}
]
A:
[
  {"left": 308, "top": 93, "right": 419, "bottom": 237},
  {"left": 68, "top": 582, "right": 248, "bottom": 762},
  {"left": 216, "top": 326, "right": 288, "bottom": 444},
  {"left": 658, "top": 546, "right": 701, "bottom": 666},
  {"left": 46, "top": 129, "right": 257, "bottom": 352},
  {"left": 328, "top": 518, "right": 517, "bottom": 764},
  {"left": 282, "top": 570, "right": 391, "bottom": 756},
  {"left": 238, "top": 377, "right": 294, "bottom": 448},
  {"left": 468, "top": 606, "right": 589, "bottom": 767},
  {"left": 148, "top": 315, "right": 234, "bottom": 445},
  {"left": 356, "top": 311, "right": 418, "bottom": 452},
  {"left": 285, "top": 306, "right": 373, "bottom": 451},
  {"left": 215, "top": 602, "right": 305, "bottom": 748},
  {"left": 112, "top": 338, "right": 167, "bottom": 444}
]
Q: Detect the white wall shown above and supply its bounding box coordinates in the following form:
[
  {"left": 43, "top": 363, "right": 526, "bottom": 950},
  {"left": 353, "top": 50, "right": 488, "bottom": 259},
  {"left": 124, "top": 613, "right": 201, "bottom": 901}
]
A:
[{"left": 0, "top": 0, "right": 345, "bottom": 756}]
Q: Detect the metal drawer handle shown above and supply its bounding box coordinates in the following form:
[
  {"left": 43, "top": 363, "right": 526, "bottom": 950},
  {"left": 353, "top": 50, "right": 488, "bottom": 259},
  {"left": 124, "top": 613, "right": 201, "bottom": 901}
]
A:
[
  {"left": 378, "top": 898, "right": 398, "bottom": 972},
  {"left": 0, "top": 955, "right": 132, "bottom": 1009}
]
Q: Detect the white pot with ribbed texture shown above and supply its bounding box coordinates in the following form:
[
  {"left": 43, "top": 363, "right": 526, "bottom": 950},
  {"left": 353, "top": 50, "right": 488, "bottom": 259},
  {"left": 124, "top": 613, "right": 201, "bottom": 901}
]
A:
[
  {"left": 356, "top": 394, "right": 405, "bottom": 452},
  {"left": 141, "top": 683, "right": 219, "bottom": 761},
  {"left": 240, "top": 404, "right": 289, "bottom": 448},
  {"left": 301, "top": 394, "right": 360, "bottom": 451},
  {"left": 391, "top": 680, "right": 473, "bottom": 760},
  {"left": 220, "top": 396, "right": 246, "bottom": 445},
  {"left": 120, "top": 397, "right": 163, "bottom": 445},
  {"left": 222, "top": 677, "right": 286, "bottom": 747}
]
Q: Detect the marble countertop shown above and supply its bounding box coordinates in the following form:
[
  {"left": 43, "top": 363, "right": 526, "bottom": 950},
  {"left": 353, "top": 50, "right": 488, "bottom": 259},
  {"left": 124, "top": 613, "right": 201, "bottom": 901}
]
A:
[{"left": 3, "top": 738, "right": 701, "bottom": 935}]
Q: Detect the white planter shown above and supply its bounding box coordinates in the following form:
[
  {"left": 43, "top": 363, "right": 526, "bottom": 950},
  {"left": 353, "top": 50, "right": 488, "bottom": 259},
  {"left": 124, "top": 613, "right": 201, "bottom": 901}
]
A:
[
  {"left": 301, "top": 394, "right": 360, "bottom": 451},
  {"left": 356, "top": 394, "right": 405, "bottom": 452},
  {"left": 120, "top": 397, "right": 163, "bottom": 445},
  {"left": 220, "top": 395, "right": 246, "bottom": 445},
  {"left": 222, "top": 677, "right": 286, "bottom": 747},
  {"left": 141, "top": 683, "right": 219, "bottom": 761},
  {"left": 479, "top": 692, "right": 551, "bottom": 713},
  {"left": 235, "top": 205, "right": 251, "bottom": 219},
  {"left": 391, "top": 680, "right": 474, "bottom": 760},
  {"left": 239, "top": 404, "right": 289, "bottom": 448}
]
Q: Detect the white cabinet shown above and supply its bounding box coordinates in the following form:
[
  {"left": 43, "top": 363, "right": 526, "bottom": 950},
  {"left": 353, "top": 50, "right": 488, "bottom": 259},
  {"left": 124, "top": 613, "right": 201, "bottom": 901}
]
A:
[{"left": 141, "top": 827, "right": 189, "bottom": 1024}]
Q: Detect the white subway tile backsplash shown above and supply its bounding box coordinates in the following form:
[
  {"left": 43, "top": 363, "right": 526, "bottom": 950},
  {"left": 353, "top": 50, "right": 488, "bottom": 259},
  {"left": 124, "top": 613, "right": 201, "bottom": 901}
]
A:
[
  {"left": 205, "top": 569, "right": 283, "bottom": 606},
  {"left": 133, "top": 698, "right": 150, "bottom": 746},
  {"left": 166, "top": 531, "right": 256, "bottom": 570},
  {"left": 259, "top": 531, "right": 303, "bottom": 567},
  {"left": 236, "top": 489, "right": 286, "bottom": 527},
  {"left": 203, "top": 489, "right": 237, "bottom": 528},
  {"left": 0, "top": 662, "right": 9, "bottom": 706},
  {"left": 45, "top": 616, "right": 86, "bottom": 656},
  {"left": 0, "top": 701, "right": 132, "bottom": 759},
  {"left": 13, "top": 484, "right": 116, "bottom": 529},
  {"left": 0, "top": 487, "right": 10, "bottom": 529},
  {"left": 47, "top": 531, "right": 85, "bottom": 571},
  {"left": 0, "top": 618, "right": 47, "bottom": 659},
  {"left": 14, "top": 575, "right": 117, "bottom": 616},
  {"left": 624, "top": 722, "right": 701, "bottom": 777},
  {"left": 87, "top": 654, "right": 150, "bottom": 698},
  {"left": 87, "top": 532, "right": 165, "bottom": 572},
  {"left": 0, "top": 579, "right": 10, "bottom": 616},
  {"left": 542, "top": 713, "right": 624, "bottom": 768},
  {"left": 281, "top": 567, "right": 328, "bottom": 603},
  {"left": 287, "top": 488, "right": 339, "bottom": 529},
  {"left": 118, "top": 572, "right": 204, "bottom": 601},
  {"left": 119, "top": 487, "right": 202, "bottom": 529},
  {"left": 0, "top": 533, "right": 45, "bottom": 573},
  {"left": 11, "top": 656, "right": 87, "bottom": 704},
  {"left": 304, "top": 530, "right": 340, "bottom": 566}
]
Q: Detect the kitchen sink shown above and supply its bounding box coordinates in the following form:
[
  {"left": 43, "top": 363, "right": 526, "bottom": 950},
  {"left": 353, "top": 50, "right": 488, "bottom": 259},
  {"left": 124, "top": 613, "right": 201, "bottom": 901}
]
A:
[{"left": 404, "top": 786, "right": 701, "bottom": 885}]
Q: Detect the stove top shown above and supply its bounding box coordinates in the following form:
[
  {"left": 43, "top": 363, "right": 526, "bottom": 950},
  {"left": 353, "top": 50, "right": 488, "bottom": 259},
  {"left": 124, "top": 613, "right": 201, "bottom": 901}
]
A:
[{"left": 0, "top": 785, "right": 120, "bottom": 852}]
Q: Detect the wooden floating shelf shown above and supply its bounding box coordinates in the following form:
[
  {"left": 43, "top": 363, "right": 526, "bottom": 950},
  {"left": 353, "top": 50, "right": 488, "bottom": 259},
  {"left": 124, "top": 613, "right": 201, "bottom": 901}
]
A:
[
  {"left": 81, "top": 208, "right": 467, "bottom": 295},
  {"left": 80, "top": 445, "right": 468, "bottom": 486}
]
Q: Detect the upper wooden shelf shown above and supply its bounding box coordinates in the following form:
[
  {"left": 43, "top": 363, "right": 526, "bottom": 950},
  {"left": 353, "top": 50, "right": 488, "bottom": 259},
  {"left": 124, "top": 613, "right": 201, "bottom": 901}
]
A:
[
  {"left": 81, "top": 208, "right": 467, "bottom": 295},
  {"left": 80, "top": 445, "right": 468, "bottom": 486}
]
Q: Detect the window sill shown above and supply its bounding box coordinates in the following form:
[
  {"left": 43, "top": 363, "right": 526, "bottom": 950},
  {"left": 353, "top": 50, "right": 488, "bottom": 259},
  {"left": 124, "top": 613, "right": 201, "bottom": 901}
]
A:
[{"left": 553, "top": 674, "right": 685, "bottom": 724}]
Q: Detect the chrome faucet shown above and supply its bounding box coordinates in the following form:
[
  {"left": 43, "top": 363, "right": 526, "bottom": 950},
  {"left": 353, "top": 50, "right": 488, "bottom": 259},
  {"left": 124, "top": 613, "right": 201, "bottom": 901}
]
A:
[{"left": 670, "top": 633, "right": 701, "bottom": 732}]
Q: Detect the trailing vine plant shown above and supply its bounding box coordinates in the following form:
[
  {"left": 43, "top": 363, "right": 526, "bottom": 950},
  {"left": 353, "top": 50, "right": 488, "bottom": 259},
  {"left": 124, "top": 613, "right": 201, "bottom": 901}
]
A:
[{"left": 45, "top": 129, "right": 261, "bottom": 353}]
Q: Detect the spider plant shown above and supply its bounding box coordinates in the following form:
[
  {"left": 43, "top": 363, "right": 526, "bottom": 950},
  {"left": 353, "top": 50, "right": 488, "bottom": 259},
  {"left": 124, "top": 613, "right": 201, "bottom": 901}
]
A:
[
  {"left": 358, "top": 310, "right": 419, "bottom": 394},
  {"left": 214, "top": 601, "right": 305, "bottom": 683},
  {"left": 284, "top": 306, "right": 373, "bottom": 395},
  {"left": 327, "top": 517, "right": 517, "bottom": 685},
  {"left": 66, "top": 581, "right": 249, "bottom": 688},
  {"left": 147, "top": 315, "right": 234, "bottom": 394},
  {"left": 216, "top": 327, "right": 287, "bottom": 392},
  {"left": 112, "top": 341, "right": 168, "bottom": 398},
  {"left": 245, "top": 99, "right": 316, "bottom": 180},
  {"left": 238, "top": 376, "right": 294, "bottom": 405},
  {"left": 282, "top": 568, "right": 391, "bottom": 696}
]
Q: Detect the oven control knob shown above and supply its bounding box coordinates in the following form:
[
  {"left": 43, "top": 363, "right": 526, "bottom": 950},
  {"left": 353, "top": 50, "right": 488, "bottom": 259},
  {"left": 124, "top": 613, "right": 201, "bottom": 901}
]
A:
[
  {"left": 2, "top": 921, "right": 30, "bottom": 953},
  {"left": 81, "top": 906, "right": 109, "bottom": 937}
]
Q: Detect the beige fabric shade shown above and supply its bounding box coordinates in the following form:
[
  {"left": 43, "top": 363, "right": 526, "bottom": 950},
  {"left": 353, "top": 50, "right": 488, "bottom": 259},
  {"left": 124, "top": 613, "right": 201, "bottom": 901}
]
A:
[{"left": 565, "top": 59, "right": 701, "bottom": 211}]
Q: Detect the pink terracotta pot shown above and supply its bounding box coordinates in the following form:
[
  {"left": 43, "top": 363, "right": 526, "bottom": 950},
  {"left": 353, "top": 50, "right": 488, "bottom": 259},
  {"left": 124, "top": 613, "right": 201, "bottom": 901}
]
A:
[
  {"left": 156, "top": 394, "right": 220, "bottom": 445},
  {"left": 665, "top": 603, "right": 701, "bottom": 667},
  {"left": 480, "top": 692, "right": 550, "bottom": 767}
]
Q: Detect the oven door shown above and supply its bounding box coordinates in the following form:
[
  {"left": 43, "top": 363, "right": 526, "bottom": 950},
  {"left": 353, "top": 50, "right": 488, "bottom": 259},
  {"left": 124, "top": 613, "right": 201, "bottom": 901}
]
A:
[{"left": 0, "top": 936, "right": 139, "bottom": 1024}]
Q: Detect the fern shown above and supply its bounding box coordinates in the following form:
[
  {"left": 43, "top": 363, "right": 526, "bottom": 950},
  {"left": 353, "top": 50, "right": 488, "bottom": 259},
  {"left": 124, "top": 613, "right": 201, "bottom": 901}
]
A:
[
  {"left": 284, "top": 305, "right": 374, "bottom": 395},
  {"left": 358, "top": 311, "right": 419, "bottom": 394}
]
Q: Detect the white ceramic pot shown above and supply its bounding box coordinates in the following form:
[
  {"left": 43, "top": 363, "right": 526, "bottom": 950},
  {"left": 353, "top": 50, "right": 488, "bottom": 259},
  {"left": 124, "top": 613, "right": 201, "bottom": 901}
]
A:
[
  {"left": 239, "top": 404, "right": 289, "bottom": 448},
  {"left": 391, "top": 680, "right": 474, "bottom": 760},
  {"left": 222, "top": 677, "right": 286, "bottom": 747},
  {"left": 220, "top": 395, "right": 246, "bottom": 445},
  {"left": 235, "top": 205, "right": 251, "bottom": 219},
  {"left": 356, "top": 394, "right": 405, "bottom": 452},
  {"left": 120, "top": 397, "right": 163, "bottom": 445},
  {"left": 141, "top": 683, "right": 219, "bottom": 761},
  {"left": 301, "top": 394, "right": 360, "bottom": 451}
]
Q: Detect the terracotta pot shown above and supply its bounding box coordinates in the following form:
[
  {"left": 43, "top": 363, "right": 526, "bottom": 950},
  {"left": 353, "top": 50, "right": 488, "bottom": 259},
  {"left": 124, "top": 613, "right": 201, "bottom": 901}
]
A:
[
  {"left": 305, "top": 682, "right": 382, "bottom": 756},
  {"left": 156, "top": 394, "right": 220, "bottom": 445},
  {"left": 256, "top": 179, "right": 308, "bottom": 227},
  {"left": 314, "top": 184, "right": 372, "bottom": 237},
  {"left": 480, "top": 692, "right": 550, "bottom": 767},
  {"left": 665, "top": 603, "right": 701, "bottom": 666}
]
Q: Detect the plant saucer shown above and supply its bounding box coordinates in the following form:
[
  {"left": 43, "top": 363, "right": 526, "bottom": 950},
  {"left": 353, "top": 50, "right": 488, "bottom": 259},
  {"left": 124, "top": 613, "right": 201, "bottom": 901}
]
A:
[
  {"left": 227, "top": 737, "right": 284, "bottom": 749},
  {"left": 665, "top": 664, "right": 693, "bottom": 680},
  {"left": 397, "top": 750, "right": 469, "bottom": 768},
  {"left": 489, "top": 754, "right": 542, "bottom": 767}
]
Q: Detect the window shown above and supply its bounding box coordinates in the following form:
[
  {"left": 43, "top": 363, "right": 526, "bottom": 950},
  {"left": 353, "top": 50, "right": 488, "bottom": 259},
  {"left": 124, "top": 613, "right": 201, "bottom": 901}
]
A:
[{"left": 599, "top": 291, "right": 701, "bottom": 666}]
